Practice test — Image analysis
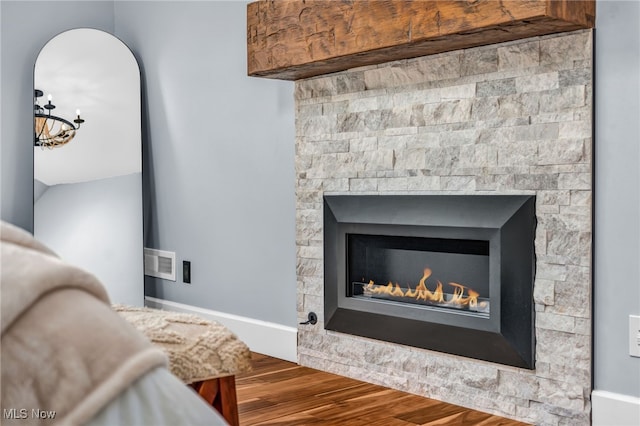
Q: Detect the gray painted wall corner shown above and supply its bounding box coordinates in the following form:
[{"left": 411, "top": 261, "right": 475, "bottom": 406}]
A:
[{"left": 594, "top": 0, "right": 640, "bottom": 397}]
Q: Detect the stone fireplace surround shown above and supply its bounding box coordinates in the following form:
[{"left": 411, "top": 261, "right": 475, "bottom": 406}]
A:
[{"left": 295, "top": 30, "right": 592, "bottom": 425}]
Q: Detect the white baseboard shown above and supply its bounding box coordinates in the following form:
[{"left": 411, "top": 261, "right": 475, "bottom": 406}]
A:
[
  {"left": 145, "top": 296, "right": 298, "bottom": 362},
  {"left": 592, "top": 390, "right": 640, "bottom": 426}
]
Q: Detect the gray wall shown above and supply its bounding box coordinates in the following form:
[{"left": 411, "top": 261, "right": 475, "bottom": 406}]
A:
[
  {"left": 0, "top": 0, "right": 296, "bottom": 328},
  {"left": 594, "top": 1, "right": 640, "bottom": 397},
  {"left": 33, "top": 179, "right": 48, "bottom": 203},
  {"left": 0, "top": 1, "right": 115, "bottom": 232},
  {"left": 113, "top": 1, "right": 297, "bottom": 327},
  {"left": 34, "top": 173, "right": 143, "bottom": 306}
]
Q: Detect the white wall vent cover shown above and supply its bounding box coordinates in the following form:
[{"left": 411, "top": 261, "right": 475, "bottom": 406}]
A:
[{"left": 144, "top": 248, "right": 176, "bottom": 281}]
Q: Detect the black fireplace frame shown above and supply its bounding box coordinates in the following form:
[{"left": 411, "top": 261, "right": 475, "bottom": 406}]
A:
[{"left": 324, "top": 194, "right": 536, "bottom": 369}]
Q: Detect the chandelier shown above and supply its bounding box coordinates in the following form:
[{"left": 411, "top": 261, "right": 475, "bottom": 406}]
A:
[{"left": 34, "top": 89, "right": 85, "bottom": 149}]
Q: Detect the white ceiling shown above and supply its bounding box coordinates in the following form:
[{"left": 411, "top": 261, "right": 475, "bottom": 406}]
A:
[{"left": 34, "top": 28, "right": 141, "bottom": 186}]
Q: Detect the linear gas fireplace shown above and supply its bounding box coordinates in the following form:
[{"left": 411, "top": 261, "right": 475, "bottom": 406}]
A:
[
  {"left": 324, "top": 195, "right": 536, "bottom": 369},
  {"left": 349, "top": 234, "right": 491, "bottom": 315}
]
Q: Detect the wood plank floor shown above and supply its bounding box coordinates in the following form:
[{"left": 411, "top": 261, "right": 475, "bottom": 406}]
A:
[{"left": 236, "top": 353, "right": 529, "bottom": 426}]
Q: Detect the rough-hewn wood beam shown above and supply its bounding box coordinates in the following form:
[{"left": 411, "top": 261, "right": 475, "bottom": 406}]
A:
[{"left": 247, "top": 0, "right": 595, "bottom": 80}]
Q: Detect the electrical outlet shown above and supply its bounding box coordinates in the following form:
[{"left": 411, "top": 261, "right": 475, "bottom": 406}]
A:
[
  {"left": 630, "top": 315, "right": 640, "bottom": 358},
  {"left": 183, "top": 261, "right": 191, "bottom": 284}
]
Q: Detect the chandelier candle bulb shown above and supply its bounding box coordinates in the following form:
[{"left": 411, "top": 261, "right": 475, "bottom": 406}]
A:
[{"left": 44, "top": 94, "right": 55, "bottom": 111}]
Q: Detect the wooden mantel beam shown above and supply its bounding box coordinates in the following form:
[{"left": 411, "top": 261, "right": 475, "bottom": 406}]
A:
[{"left": 247, "top": 0, "right": 594, "bottom": 80}]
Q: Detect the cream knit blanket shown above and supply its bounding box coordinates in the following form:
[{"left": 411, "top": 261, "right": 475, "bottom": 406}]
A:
[{"left": 0, "top": 221, "right": 167, "bottom": 425}]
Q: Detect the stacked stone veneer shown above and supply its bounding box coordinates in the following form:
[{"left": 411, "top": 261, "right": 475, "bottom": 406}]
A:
[{"left": 295, "top": 30, "right": 592, "bottom": 425}]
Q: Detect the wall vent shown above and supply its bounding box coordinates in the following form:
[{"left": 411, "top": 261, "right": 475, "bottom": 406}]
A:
[{"left": 144, "top": 248, "right": 176, "bottom": 281}]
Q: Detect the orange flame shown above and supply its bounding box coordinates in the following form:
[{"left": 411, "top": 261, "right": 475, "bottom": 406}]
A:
[{"left": 364, "top": 267, "right": 480, "bottom": 309}]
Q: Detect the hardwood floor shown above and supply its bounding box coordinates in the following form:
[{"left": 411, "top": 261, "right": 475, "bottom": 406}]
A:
[{"left": 236, "top": 353, "right": 529, "bottom": 426}]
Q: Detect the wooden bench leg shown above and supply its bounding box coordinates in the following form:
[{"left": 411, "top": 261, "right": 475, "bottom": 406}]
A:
[
  {"left": 215, "top": 376, "right": 239, "bottom": 426},
  {"left": 190, "top": 376, "right": 239, "bottom": 426}
]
